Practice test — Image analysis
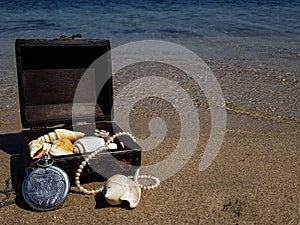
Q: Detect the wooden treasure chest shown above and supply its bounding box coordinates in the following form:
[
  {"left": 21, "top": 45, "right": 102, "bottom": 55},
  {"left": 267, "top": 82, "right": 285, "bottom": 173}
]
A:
[{"left": 15, "top": 38, "right": 141, "bottom": 184}]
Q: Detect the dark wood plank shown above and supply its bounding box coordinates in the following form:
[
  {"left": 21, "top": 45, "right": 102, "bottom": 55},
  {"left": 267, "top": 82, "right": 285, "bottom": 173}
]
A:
[
  {"left": 16, "top": 39, "right": 110, "bottom": 70},
  {"left": 22, "top": 69, "right": 96, "bottom": 105},
  {"left": 24, "top": 103, "right": 103, "bottom": 123}
]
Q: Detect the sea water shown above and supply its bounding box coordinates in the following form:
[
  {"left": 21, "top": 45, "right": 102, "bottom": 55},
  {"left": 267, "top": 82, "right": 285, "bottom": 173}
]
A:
[
  {"left": 0, "top": 0, "right": 299, "bottom": 67},
  {"left": 0, "top": 0, "right": 299, "bottom": 121},
  {"left": 0, "top": 0, "right": 299, "bottom": 39}
]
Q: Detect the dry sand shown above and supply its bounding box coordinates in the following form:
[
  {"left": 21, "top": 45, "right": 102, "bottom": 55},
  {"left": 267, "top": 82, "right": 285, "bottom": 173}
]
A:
[{"left": 0, "top": 59, "right": 300, "bottom": 225}]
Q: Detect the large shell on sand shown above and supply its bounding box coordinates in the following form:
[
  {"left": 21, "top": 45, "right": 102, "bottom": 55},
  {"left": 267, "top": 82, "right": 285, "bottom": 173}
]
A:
[
  {"left": 37, "top": 129, "right": 85, "bottom": 143},
  {"left": 103, "top": 174, "right": 141, "bottom": 208},
  {"left": 49, "top": 138, "right": 74, "bottom": 156},
  {"left": 73, "top": 136, "right": 105, "bottom": 154}
]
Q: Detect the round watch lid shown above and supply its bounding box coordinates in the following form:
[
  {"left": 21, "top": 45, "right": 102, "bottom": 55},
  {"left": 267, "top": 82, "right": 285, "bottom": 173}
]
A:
[{"left": 22, "top": 165, "right": 70, "bottom": 211}]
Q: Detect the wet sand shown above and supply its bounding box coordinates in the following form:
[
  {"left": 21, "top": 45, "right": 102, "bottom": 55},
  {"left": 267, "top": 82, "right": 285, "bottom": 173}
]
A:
[{"left": 0, "top": 47, "right": 300, "bottom": 224}]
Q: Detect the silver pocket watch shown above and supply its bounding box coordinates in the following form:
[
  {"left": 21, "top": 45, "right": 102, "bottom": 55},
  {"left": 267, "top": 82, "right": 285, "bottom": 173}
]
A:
[{"left": 22, "top": 154, "right": 70, "bottom": 211}]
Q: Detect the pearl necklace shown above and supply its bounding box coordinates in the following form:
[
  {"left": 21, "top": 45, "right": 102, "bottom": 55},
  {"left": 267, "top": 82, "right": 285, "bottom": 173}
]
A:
[{"left": 75, "top": 131, "right": 160, "bottom": 194}]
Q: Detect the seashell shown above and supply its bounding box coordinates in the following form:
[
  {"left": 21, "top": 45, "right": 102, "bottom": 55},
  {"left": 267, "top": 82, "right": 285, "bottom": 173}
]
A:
[
  {"left": 32, "top": 143, "right": 52, "bottom": 159},
  {"left": 94, "top": 129, "right": 110, "bottom": 140},
  {"left": 29, "top": 139, "right": 44, "bottom": 158},
  {"left": 37, "top": 129, "right": 85, "bottom": 143},
  {"left": 42, "top": 143, "right": 52, "bottom": 154},
  {"left": 48, "top": 132, "right": 58, "bottom": 142},
  {"left": 73, "top": 136, "right": 105, "bottom": 154},
  {"left": 54, "top": 129, "right": 85, "bottom": 142},
  {"left": 108, "top": 143, "right": 117, "bottom": 149},
  {"left": 49, "top": 138, "right": 74, "bottom": 156},
  {"left": 103, "top": 174, "right": 141, "bottom": 208},
  {"left": 38, "top": 132, "right": 58, "bottom": 143}
]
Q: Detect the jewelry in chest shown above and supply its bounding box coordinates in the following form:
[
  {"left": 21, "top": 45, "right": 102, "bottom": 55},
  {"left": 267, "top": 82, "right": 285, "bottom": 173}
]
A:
[{"left": 22, "top": 155, "right": 70, "bottom": 211}]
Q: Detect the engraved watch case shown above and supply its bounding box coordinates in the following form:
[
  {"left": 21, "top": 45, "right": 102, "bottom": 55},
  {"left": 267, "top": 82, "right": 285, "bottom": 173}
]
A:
[{"left": 22, "top": 155, "right": 70, "bottom": 211}]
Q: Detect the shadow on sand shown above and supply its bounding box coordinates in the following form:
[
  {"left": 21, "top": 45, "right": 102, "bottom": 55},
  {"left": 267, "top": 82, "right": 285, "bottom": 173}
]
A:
[{"left": 0, "top": 132, "right": 29, "bottom": 209}]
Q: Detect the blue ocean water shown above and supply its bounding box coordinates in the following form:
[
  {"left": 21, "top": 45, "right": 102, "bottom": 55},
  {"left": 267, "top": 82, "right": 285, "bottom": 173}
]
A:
[{"left": 0, "top": 0, "right": 299, "bottom": 40}]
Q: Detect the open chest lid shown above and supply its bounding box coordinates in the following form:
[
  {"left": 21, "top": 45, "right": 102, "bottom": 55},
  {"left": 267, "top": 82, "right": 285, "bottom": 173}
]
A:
[{"left": 15, "top": 38, "right": 113, "bottom": 128}]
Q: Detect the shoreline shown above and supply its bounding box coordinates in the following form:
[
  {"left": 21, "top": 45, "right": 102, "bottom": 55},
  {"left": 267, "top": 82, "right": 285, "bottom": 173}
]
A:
[{"left": 1, "top": 36, "right": 299, "bottom": 134}]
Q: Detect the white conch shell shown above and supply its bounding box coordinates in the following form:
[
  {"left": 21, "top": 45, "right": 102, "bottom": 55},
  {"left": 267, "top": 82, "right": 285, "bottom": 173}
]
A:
[
  {"left": 73, "top": 136, "right": 105, "bottom": 154},
  {"left": 73, "top": 137, "right": 118, "bottom": 153},
  {"left": 37, "top": 129, "right": 85, "bottom": 143},
  {"left": 103, "top": 174, "right": 141, "bottom": 208},
  {"left": 49, "top": 138, "right": 74, "bottom": 156}
]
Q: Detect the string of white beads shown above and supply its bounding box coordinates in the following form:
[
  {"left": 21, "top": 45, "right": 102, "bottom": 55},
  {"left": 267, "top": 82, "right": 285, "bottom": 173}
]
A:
[
  {"left": 127, "top": 174, "right": 160, "bottom": 190},
  {"left": 75, "top": 131, "right": 160, "bottom": 194},
  {"left": 75, "top": 146, "right": 107, "bottom": 194}
]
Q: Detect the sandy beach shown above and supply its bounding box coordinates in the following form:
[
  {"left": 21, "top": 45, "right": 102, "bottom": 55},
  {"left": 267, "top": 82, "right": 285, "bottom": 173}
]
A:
[
  {"left": 0, "top": 46, "right": 299, "bottom": 224},
  {"left": 1, "top": 0, "right": 300, "bottom": 223}
]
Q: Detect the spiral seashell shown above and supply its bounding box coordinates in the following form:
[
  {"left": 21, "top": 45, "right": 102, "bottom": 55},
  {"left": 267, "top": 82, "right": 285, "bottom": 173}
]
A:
[
  {"left": 103, "top": 174, "right": 141, "bottom": 208},
  {"left": 73, "top": 136, "right": 105, "bottom": 154},
  {"left": 49, "top": 138, "right": 75, "bottom": 156},
  {"left": 38, "top": 132, "right": 58, "bottom": 143},
  {"left": 37, "top": 129, "right": 85, "bottom": 143},
  {"left": 29, "top": 139, "right": 44, "bottom": 158},
  {"left": 55, "top": 129, "right": 85, "bottom": 142},
  {"left": 29, "top": 129, "right": 85, "bottom": 159},
  {"left": 32, "top": 143, "right": 52, "bottom": 159}
]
